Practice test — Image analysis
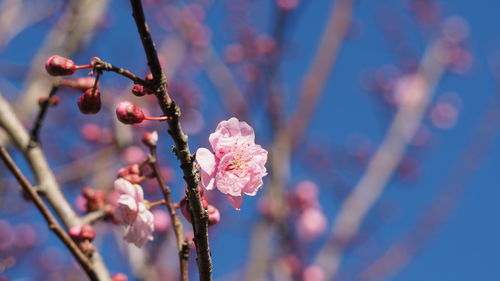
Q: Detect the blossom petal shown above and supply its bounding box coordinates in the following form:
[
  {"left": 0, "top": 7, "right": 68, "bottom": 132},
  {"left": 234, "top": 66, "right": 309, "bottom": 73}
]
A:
[
  {"left": 201, "top": 169, "right": 215, "bottom": 190},
  {"left": 123, "top": 205, "right": 154, "bottom": 247},
  {"left": 115, "top": 195, "right": 138, "bottom": 225},
  {"left": 226, "top": 195, "right": 243, "bottom": 210},
  {"left": 238, "top": 120, "right": 255, "bottom": 144},
  {"left": 196, "top": 148, "right": 216, "bottom": 175}
]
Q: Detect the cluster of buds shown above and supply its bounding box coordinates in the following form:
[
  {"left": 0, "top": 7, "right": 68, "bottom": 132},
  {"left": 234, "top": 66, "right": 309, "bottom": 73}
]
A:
[
  {"left": 117, "top": 164, "right": 143, "bottom": 184},
  {"left": 115, "top": 101, "right": 169, "bottom": 125},
  {"left": 68, "top": 224, "right": 96, "bottom": 255},
  {"left": 131, "top": 73, "right": 153, "bottom": 96},
  {"left": 81, "top": 187, "right": 106, "bottom": 213},
  {"left": 180, "top": 187, "right": 220, "bottom": 226},
  {"left": 45, "top": 55, "right": 102, "bottom": 114},
  {"left": 288, "top": 181, "right": 327, "bottom": 241}
]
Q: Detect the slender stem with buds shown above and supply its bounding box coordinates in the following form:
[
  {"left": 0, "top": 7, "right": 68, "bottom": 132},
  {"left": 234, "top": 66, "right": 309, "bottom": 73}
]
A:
[
  {"left": 91, "top": 57, "right": 150, "bottom": 86},
  {"left": 148, "top": 146, "right": 189, "bottom": 281},
  {"left": 29, "top": 85, "right": 59, "bottom": 145}
]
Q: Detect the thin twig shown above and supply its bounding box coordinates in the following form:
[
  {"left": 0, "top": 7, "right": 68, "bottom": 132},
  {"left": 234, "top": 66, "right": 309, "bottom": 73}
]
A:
[
  {"left": 0, "top": 146, "right": 99, "bottom": 281},
  {"left": 92, "top": 57, "right": 149, "bottom": 86},
  {"left": 29, "top": 85, "right": 59, "bottom": 145},
  {"left": 148, "top": 146, "right": 189, "bottom": 281},
  {"left": 129, "top": 1, "right": 212, "bottom": 280},
  {"left": 81, "top": 207, "right": 111, "bottom": 225}
]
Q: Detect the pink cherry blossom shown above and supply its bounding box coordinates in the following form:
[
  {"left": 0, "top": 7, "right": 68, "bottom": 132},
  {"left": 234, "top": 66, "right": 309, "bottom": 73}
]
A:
[
  {"left": 196, "top": 117, "right": 268, "bottom": 210},
  {"left": 113, "top": 178, "right": 154, "bottom": 247}
]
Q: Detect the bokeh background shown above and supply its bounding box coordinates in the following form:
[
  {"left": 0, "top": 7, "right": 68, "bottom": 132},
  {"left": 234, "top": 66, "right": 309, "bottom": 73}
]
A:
[{"left": 1, "top": 0, "right": 500, "bottom": 280}]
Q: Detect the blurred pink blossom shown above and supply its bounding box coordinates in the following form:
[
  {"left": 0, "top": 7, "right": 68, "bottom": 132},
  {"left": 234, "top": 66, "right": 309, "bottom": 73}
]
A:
[
  {"left": 196, "top": 117, "right": 268, "bottom": 210},
  {"left": 152, "top": 209, "right": 170, "bottom": 232},
  {"left": 297, "top": 208, "right": 327, "bottom": 241},
  {"left": 302, "top": 265, "right": 325, "bottom": 281},
  {"left": 113, "top": 179, "right": 154, "bottom": 247}
]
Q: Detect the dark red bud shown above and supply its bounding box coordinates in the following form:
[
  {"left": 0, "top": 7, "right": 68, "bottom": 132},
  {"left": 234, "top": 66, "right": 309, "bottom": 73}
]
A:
[
  {"left": 45, "top": 55, "right": 76, "bottom": 76},
  {"left": 131, "top": 84, "right": 152, "bottom": 96},
  {"left": 78, "top": 89, "right": 101, "bottom": 114}
]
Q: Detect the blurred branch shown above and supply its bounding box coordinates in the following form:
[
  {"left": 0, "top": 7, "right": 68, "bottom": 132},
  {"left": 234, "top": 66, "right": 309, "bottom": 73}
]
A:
[
  {"left": 0, "top": 0, "right": 54, "bottom": 49},
  {"left": 354, "top": 75, "right": 500, "bottom": 281},
  {"left": 314, "top": 40, "right": 446, "bottom": 280},
  {"left": 0, "top": 93, "right": 112, "bottom": 281},
  {"left": 129, "top": 0, "right": 212, "bottom": 280},
  {"left": 286, "top": 0, "right": 356, "bottom": 149},
  {"left": 0, "top": 146, "right": 100, "bottom": 281},
  {"left": 244, "top": 1, "right": 357, "bottom": 280}
]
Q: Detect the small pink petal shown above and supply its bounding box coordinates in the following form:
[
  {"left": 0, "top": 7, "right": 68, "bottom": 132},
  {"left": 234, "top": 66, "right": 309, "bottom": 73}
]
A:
[
  {"left": 196, "top": 148, "right": 216, "bottom": 175},
  {"left": 227, "top": 195, "right": 243, "bottom": 210}
]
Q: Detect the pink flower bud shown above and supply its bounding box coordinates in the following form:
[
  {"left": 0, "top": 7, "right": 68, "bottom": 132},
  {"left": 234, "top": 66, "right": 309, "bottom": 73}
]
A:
[
  {"left": 68, "top": 225, "right": 95, "bottom": 241},
  {"left": 297, "top": 208, "right": 327, "bottom": 241},
  {"left": 68, "top": 226, "right": 82, "bottom": 239},
  {"left": 78, "top": 89, "right": 101, "bottom": 114},
  {"left": 207, "top": 205, "right": 220, "bottom": 226},
  {"left": 45, "top": 55, "right": 76, "bottom": 76},
  {"left": 180, "top": 195, "right": 209, "bottom": 224},
  {"left": 142, "top": 131, "right": 158, "bottom": 147},
  {"left": 131, "top": 84, "right": 152, "bottom": 96},
  {"left": 115, "top": 101, "right": 145, "bottom": 124},
  {"left": 117, "top": 164, "right": 142, "bottom": 184},
  {"left": 112, "top": 273, "right": 128, "bottom": 281},
  {"left": 80, "top": 225, "right": 95, "bottom": 241}
]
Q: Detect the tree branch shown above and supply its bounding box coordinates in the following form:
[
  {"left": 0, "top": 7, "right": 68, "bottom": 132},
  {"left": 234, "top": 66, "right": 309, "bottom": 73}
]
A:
[
  {"left": 148, "top": 146, "right": 189, "bottom": 281},
  {"left": 129, "top": 1, "right": 212, "bottom": 280},
  {"left": 0, "top": 93, "right": 111, "bottom": 281},
  {"left": 0, "top": 147, "right": 99, "bottom": 281}
]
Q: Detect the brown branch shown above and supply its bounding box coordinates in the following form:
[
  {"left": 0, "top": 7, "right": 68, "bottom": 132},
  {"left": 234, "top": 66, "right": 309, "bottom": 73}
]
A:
[
  {"left": 29, "top": 85, "right": 59, "bottom": 145},
  {"left": 0, "top": 147, "right": 99, "bottom": 281},
  {"left": 129, "top": 1, "right": 212, "bottom": 280},
  {"left": 148, "top": 146, "right": 189, "bottom": 281}
]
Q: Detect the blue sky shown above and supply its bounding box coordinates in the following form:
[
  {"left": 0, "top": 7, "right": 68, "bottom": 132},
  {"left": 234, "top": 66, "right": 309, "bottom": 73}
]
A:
[{"left": 2, "top": 0, "right": 500, "bottom": 280}]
